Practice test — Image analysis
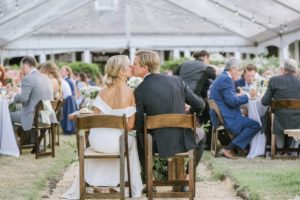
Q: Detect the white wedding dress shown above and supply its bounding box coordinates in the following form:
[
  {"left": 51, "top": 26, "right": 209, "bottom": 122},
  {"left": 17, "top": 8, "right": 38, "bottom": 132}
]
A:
[{"left": 62, "top": 96, "right": 143, "bottom": 199}]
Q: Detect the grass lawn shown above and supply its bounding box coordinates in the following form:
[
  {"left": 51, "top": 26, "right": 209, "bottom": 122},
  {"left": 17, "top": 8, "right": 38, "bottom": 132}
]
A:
[
  {"left": 0, "top": 135, "right": 77, "bottom": 200},
  {"left": 203, "top": 151, "right": 300, "bottom": 200}
]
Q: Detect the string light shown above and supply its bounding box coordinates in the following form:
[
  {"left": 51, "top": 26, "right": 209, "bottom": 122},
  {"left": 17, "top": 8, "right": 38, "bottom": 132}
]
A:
[
  {"left": 220, "top": 20, "right": 223, "bottom": 28},
  {"left": 0, "top": 7, "right": 4, "bottom": 17},
  {"left": 185, "top": 15, "right": 189, "bottom": 23},
  {"left": 279, "top": 24, "right": 283, "bottom": 33},
  {"left": 15, "top": 0, "right": 19, "bottom": 10},
  {"left": 284, "top": 21, "right": 288, "bottom": 31},
  {"left": 251, "top": 12, "right": 256, "bottom": 22},
  {"left": 235, "top": 5, "right": 239, "bottom": 16},
  {"left": 268, "top": 16, "right": 272, "bottom": 27}
]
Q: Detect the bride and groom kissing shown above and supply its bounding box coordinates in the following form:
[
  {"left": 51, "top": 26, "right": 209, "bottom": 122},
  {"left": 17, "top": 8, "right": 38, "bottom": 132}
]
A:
[{"left": 62, "top": 50, "right": 205, "bottom": 199}]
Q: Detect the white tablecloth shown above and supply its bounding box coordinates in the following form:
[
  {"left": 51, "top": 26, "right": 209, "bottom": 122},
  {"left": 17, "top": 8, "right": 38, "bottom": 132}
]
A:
[
  {"left": 247, "top": 99, "right": 267, "bottom": 159},
  {"left": 0, "top": 99, "right": 20, "bottom": 157}
]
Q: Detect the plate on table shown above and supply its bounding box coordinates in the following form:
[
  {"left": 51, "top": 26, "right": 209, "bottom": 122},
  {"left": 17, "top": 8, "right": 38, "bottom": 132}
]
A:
[{"left": 79, "top": 108, "right": 93, "bottom": 114}]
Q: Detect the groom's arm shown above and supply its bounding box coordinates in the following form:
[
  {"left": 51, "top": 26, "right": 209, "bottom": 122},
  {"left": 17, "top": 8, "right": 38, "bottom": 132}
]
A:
[
  {"left": 180, "top": 77, "right": 205, "bottom": 115},
  {"left": 134, "top": 89, "right": 144, "bottom": 135}
]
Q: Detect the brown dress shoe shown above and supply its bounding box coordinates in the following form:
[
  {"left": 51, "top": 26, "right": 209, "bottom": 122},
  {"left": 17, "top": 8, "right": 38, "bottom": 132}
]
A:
[{"left": 220, "top": 149, "right": 238, "bottom": 160}]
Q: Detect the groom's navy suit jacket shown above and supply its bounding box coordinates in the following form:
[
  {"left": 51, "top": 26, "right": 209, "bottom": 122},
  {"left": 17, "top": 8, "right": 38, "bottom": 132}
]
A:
[{"left": 134, "top": 73, "right": 205, "bottom": 158}]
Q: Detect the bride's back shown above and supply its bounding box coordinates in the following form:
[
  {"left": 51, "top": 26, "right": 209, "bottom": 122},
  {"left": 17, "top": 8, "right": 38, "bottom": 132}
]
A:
[{"left": 99, "top": 85, "right": 133, "bottom": 110}]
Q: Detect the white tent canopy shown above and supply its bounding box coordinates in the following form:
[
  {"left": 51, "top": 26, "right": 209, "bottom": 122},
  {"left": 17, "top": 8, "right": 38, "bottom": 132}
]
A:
[{"left": 0, "top": 0, "right": 300, "bottom": 63}]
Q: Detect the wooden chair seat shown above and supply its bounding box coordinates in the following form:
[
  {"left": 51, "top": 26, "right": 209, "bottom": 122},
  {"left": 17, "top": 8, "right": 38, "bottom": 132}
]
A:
[{"left": 144, "top": 113, "right": 196, "bottom": 200}]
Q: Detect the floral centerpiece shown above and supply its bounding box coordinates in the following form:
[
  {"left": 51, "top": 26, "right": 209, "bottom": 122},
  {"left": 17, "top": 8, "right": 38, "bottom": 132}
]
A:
[
  {"left": 80, "top": 86, "right": 101, "bottom": 110},
  {"left": 127, "top": 77, "right": 143, "bottom": 90},
  {"left": 80, "top": 86, "right": 101, "bottom": 99}
]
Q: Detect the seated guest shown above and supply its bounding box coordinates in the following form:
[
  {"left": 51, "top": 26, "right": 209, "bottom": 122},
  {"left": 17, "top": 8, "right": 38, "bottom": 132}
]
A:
[
  {"left": 261, "top": 59, "right": 300, "bottom": 148},
  {"left": 10, "top": 56, "right": 53, "bottom": 132},
  {"left": 209, "top": 58, "right": 260, "bottom": 159},
  {"left": 235, "top": 64, "right": 257, "bottom": 90},
  {"left": 39, "top": 62, "right": 62, "bottom": 100}
]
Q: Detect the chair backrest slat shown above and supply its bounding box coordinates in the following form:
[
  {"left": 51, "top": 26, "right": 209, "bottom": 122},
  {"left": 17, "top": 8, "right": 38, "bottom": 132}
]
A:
[
  {"left": 145, "top": 114, "right": 195, "bottom": 129},
  {"left": 76, "top": 114, "right": 126, "bottom": 130},
  {"left": 208, "top": 99, "right": 224, "bottom": 126},
  {"left": 271, "top": 99, "right": 300, "bottom": 111}
]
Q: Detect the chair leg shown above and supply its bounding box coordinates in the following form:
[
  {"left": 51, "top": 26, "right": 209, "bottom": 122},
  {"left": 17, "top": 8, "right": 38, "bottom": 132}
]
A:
[
  {"left": 147, "top": 134, "right": 153, "bottom": 200},
  {"left": 188, "top": 150, "right": 194, "bottom": 200},
  {"left": 17, "top": 127, "right": 23, "bottom": 154},
  {"left": 35, "top": 130, "right": 39, "bottom": 159},
  {"left": 271, "top": 133, "right": 276, "bottom": 159},
  {"left": 51, "top": 126, "right": 55, "bottom": 157},
  {"left": 79, "top": 136, "right": 85, "bottom": 200},
  {"left": 56, "top": 125, "right": 60, "bottom": 146},
  {"left": 119, "top": 135, "right": 125, "bottom": 200},
  {"left": 211, "top": 129, "right": 215, "bottom": 156},
  {"left": 125, "top": 136, "right": 132, "bottom": 197}
]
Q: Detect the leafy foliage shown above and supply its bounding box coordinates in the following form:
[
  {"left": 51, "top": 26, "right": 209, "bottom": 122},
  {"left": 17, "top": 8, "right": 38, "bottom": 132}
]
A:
[
  {"left": 58, "top": 62, "right": 101, "bottom": 81},
  {"left": 153, "top": 158, "right": 168, "bottom": 180},
  {"left": 243, "top": 56, "right": 280, "bottom": 75},
  {"left": 160, "top": 57, "right": 190, "bottom": 73}
]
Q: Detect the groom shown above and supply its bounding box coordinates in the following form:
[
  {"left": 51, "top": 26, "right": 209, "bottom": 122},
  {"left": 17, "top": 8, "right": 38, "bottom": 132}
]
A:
[{"left": 132, "top": 50, "right": 205, "bottom": 185}]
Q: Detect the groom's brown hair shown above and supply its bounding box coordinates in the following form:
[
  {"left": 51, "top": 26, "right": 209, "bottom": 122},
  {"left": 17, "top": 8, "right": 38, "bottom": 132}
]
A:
[{"left": 135, "top": 50, "right": 160, "bottom": 73}]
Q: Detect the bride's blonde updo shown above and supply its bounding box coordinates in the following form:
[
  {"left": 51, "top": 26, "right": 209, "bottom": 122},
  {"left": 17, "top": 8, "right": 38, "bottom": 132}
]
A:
[{"left": 104, "top": 55, "right": 130, "bottom": 87}]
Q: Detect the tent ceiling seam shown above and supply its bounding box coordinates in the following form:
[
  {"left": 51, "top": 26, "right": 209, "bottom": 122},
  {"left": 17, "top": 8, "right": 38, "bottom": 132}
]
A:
[
  {"left": 0, "top": 0, "right": 93, "bottom": 49},
  {"left": 166, "top": 0, "right": 255, "bottom": 44}
]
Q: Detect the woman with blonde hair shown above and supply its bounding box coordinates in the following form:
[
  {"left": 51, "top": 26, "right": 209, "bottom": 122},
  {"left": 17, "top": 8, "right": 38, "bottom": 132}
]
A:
[
  {"left": 39, "top": 62, "right": 62, "bottom": 100},
  {"left": 62, "top": 55, "right": 143, "bottom": 199}
]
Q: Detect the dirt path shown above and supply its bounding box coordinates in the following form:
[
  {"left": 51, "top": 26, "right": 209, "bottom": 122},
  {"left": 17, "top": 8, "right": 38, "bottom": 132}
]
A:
[{"left": 42, "top": 162, "right": 241, "bottom": 200}]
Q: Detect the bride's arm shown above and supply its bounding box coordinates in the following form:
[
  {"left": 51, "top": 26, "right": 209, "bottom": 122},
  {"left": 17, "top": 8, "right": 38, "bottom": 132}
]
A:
[{"left": 127, "top": 94, "right": 136, "bottom": 131}]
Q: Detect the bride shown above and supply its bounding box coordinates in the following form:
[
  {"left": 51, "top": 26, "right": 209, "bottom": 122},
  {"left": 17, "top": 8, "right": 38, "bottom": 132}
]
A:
[{"left": 62, "top": 55, "right": 143, "bottom": 199}]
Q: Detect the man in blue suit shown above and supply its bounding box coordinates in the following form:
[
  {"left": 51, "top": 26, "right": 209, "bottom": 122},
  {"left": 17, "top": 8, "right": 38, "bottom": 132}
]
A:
[{"left": 209, "top": 58, "right": 260, "bottom": 159}]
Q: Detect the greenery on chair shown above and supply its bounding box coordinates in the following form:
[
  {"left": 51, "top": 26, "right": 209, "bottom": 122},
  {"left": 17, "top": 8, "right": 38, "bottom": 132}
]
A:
[{"left": 153, "top": 158, "right": 168, "bottom": 181}]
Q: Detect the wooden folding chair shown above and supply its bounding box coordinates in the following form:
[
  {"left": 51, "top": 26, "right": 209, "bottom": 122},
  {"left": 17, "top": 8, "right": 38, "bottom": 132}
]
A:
[
  {"left": 51, "top": 100, "right": 62, "bottom": 146},
  {"left": 14, "top": 100, "right": 55, "bottom": 159},
  {"left": 207, "top": 99, "right": 233, "bottom": 157},
  {"left": 75, "top": 114, "right": 132, "bottom": 200},
  {"left": 269, "top": 99, "right": 300, "bottom": 159},
  {"left": 144, "top": 113, "right": 196, "bottom": 200}
]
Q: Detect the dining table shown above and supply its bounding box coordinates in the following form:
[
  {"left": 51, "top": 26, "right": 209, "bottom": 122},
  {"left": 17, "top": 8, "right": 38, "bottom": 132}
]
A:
[{"left": 0, "top": 98, "right": 20, "bottom": 157}]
